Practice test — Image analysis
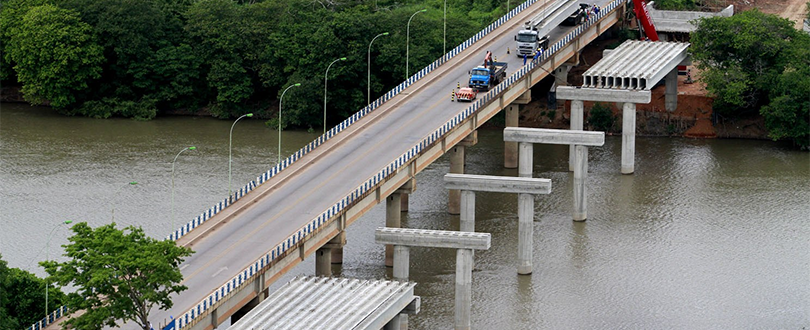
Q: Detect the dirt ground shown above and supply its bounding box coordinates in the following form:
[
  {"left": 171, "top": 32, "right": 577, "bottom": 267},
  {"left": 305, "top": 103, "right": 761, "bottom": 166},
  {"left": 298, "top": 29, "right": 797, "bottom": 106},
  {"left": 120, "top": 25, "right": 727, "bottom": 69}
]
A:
[{"left": 517, "top": 0, "right": 807, "bottom": 139}]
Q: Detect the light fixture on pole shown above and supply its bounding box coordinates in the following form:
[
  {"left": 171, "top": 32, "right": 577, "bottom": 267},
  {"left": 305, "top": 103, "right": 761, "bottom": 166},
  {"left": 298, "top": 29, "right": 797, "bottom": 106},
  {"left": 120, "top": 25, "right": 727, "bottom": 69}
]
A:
[
  {"left": 172, "top": 146, "right": 196, "bottom": 232},
  {"left": 406, "top": 9, "right": 427, "bottom": 79},
  {"left": 279, "top": 83, "right": 302, "bottom": 164},
  {"left": 444, "top": 0, "right": 447, "bottom": 55},
  {"left": 367, "top": 32, "right": 389, "bottom": 105},
  {"left": 324, "top": 57, "right": 346, "bottom": 134},
  {"left": 45, "top": 220, "right": 72, "bottom": 319},
  {"left": 229, "top": 113, "right": 253, "bottom": 200},
  {"left": 109, "top": 181, "right": 138, "bottom": 222}
]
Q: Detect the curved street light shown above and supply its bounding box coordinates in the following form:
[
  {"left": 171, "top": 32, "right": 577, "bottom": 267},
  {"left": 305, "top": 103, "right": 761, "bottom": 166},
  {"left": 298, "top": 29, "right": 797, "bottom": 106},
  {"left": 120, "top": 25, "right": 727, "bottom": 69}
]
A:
[
  {"left": 279, "top": 83, "right": 302, "bottom": 164},
  {"left": 45, "top": 220, "right": 72, "bottom": 318},
  {"left": 367, "top": 32, "right": 389, "bottom": 105},
  {"left": 406, "top": 9, "right": 427, "bottom": 79},
  {"left": 324, "top": 57, "right": 346, "bottom": 134},
  {"left": 109, "top": 181, "right": 138, "bottom": 222},
  {"left": 229, "top": 113, "right": 253, "bottom": 200},
  {"left": 172, "top": 146, "right": 196, "bottom": 232}
]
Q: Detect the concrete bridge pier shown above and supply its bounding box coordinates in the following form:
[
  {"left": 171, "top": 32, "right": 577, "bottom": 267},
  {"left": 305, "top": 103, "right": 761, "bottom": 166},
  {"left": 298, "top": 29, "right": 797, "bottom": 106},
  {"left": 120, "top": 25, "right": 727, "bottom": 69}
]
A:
[
  {"left": 328, "top": 230, "right": 346, "bottom": 264},
  {"left": 386, "top": 193, "right": 403, "bottom": 267},
  {"left": 621, "top": 102, "right": 636, "bottom": 174},
  {"left": 449, "top": 132, "right": 477, "bottom": 214},
  {"left": 504, "top": 104, "right": 520, "bottom": 169},
  {"left": 455, "top": 248, "right": 474, "bottom": 330},
  {"left": 572, "top": 145, "right": 588, "bottom": 221},
  {"left": 518, "top": 142, "right": 534, "bottom": 274},
  {"left": 315, "top": 247, "right": 332, "bottom": 276},
  {"left": 568, "top": 100, "right": 584, "bottom": 171},
  {"left": 665, "top": 68, "right": 678, "bottom": 112},
  {"left": 391, "top": 245, "right": 410, "bottom": 330}
]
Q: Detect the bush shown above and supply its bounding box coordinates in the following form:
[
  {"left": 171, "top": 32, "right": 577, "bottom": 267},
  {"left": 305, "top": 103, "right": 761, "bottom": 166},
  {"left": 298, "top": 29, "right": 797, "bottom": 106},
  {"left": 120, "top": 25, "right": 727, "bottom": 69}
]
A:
[{"left": 588, "top": 102, "right": 615, "bottom": 132}]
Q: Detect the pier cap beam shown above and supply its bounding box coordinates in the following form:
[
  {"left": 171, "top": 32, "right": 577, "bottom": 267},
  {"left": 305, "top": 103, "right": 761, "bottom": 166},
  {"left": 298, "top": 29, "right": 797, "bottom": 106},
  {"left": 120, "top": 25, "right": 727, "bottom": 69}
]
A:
[
  {"left": 556, "top": 86, "right": 651, "bottom": 104},
  {"left": 375, "top": 228, "right": 491, "bottom": 251},
  {"left": 504, "top": 128, "right": 605, "bottom": 146},
  {"left": 443, "top": 174, "right": 551, "bottom": 195}
]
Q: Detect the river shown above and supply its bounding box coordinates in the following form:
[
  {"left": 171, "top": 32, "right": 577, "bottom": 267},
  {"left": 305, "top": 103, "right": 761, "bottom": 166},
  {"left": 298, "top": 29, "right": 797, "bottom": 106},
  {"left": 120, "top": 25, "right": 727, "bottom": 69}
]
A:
[{"left": 1, "top": 103, "right": 808, "bottom": 329}]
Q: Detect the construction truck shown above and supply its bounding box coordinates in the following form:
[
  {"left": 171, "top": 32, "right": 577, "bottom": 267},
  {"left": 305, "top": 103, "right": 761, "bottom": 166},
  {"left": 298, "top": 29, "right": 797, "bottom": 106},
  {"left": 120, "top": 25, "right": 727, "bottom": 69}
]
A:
[
  {"left": 514, "top": 22, "right": 550, "bottom": 58},
  {"left": 513, "top": 0, "right": 585, "bottom": 57},
  {"left": 468, "top": 60, "right": 507, "bottom": 91}
]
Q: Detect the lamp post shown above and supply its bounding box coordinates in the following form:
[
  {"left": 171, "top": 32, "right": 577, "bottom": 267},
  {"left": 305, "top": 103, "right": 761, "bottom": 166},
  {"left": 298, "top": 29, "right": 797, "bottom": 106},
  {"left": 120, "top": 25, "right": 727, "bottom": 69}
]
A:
[
  {"left": 279, "top": 83, "right": 301, "bottom": 164},
  {"left": 172, "top": 146, "right": 196, "bottom": 232},
  {"left": 367, "top": 32, "right": 389, "bottom": 105},
  {"left": 444, "top": 0, "right": 447, "bottom": 54},
  {"left": 406, "top": 9, "right": 427, "bottom": 79},
  {"left": 229, "top": 113, "right": 253, "bottom": 200},
  {"left": 109, "top": 181, "right": 138, "bottom": 222},
  {"left": 45, "top": 220, "right": 72, "bottom": 318},
  {"left": 324, "top": 57, "right": 346, "bottom": 134}
]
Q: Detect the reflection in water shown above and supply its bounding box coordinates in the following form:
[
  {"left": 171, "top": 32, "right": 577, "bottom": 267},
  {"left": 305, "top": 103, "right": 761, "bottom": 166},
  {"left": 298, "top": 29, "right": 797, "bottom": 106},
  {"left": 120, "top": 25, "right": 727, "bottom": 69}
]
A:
[{"left": 2, "top": 104, "right": 809, "bottom": 329}]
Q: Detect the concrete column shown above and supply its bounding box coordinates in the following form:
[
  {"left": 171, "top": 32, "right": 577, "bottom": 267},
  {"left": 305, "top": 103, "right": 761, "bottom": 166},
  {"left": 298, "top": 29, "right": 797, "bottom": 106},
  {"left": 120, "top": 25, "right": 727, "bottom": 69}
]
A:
[
  {"left": 572, "top": 145, "right": 588, "bottom": 221},
  {"left": 622, "top": 103, "right": 636, "bottom": 174},
  {"left": 329, "top": 231, "right": 346, "bottom": 264},
  {"left": 569, "top": 100, "right": 584, "bottom": 171},
  {"left": 385, "top": 193, "right": 402, "bottom": 267},
  {"left": 400, "top": 193, "right": 409, "bottom": 212},
  {"left": 455, "top": 248, "right": 473, "bottom": 330},
  {"left": 315, "top": 248, "right": 332, "bottom": 276},
  {"left": 555, "top": 65, "right": 571, "bottom": 86},
  {"left": 504, "top": 105, "right": 519, "bottom": 169},
  {"left": 448, "top": 146, "right": 465, "bottom": 214},
  {"left": 518, "top": 142, "right": 533, "bottom": 178},
  {"left": 460, "top": 190, "right": 475, "bottom": 232},
  {"left": 385, "top": 316, "right": 402, "bottom": 330},
  {"left": 665, "top": 68, "right": 678, "bottom": 112},
  {"left": 393, "top": 245, "right": 410, "bottom": 330},
  {"left": 517, "top": 193, "right": 533, "bottom": 275}
]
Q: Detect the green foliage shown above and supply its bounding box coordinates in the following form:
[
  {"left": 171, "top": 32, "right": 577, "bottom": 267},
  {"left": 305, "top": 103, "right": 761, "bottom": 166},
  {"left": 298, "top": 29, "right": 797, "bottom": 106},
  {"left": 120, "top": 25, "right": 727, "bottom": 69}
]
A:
[
  {"left": 41, "top": 223, "right": 193, "bottom": 330},
  {"left": 3, "top": 3, "right": 104, "bottom": 108},
  {"left": 0, "top": 253, "right": 67, "bottom": 329},
  {"left": 691, "top": 9, "right": 810, "bottom": 148},
  {"left": 588, "top": 102, "right": 615, "bottom": 132},
  {"left": 2, "top": 0, "right": 514, "bottom": 123},
  {"left": 653, "top": 0, "right": 697, "bottom": 10}
]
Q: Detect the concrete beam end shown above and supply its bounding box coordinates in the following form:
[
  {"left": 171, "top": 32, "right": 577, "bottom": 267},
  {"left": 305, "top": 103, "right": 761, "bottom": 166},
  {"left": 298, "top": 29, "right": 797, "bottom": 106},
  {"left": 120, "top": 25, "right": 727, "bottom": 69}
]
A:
[{"left": 556, "top": 86, "right": 652, "bottom": 103}]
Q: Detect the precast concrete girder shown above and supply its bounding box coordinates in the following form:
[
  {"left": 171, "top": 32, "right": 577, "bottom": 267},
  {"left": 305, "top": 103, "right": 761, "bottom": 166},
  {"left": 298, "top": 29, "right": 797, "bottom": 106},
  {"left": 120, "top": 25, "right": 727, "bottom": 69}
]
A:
[
  {"left": 556, "top": 86, "right": 651, "bottom": 103},
  {"left": 582, "top": 41, "right": 690, "bottom": 90},
  {"left": 504, "top": 127, "right": 605, "bottom": 146}
]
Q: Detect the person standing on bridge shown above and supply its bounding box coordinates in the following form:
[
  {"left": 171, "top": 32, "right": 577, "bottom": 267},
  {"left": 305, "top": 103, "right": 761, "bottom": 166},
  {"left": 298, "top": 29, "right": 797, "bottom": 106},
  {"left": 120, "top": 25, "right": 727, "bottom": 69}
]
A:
[
  {"left": 523, "top": 53, "right": 527, "bottom": 65},
  {"left": 533, "top": 47, "right": 543, "bottom": 62}
]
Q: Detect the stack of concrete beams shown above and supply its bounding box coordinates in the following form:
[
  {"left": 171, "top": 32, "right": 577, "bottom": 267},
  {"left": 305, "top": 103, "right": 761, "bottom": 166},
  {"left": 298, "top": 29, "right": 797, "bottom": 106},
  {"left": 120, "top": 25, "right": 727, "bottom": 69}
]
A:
[
  {"left": 646, "top": 2, "right": 734, "bottom": 33},
  {"left": 581, "top": 40, "right": 690, "bottom": 90},
  {"left": 229, "top": 276, "right": 419, "bottom": 330}
]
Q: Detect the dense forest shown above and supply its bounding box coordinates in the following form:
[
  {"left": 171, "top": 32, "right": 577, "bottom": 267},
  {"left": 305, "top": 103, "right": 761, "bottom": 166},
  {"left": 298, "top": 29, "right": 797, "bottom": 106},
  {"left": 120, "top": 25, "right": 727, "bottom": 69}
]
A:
[{"left": 1, "top": 0, "right": 511, "bottom": 128}]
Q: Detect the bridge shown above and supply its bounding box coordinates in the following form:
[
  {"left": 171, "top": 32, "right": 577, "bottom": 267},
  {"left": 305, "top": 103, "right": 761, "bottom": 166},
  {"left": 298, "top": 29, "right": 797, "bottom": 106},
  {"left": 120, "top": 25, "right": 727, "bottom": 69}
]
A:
[{"left": 33, "top": 0, "right": 632, "bottom": 329}]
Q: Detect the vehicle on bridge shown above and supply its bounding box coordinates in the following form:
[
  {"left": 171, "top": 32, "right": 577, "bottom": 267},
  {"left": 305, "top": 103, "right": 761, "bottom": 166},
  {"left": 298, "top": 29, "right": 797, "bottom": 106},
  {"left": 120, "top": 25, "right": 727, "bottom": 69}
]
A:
[
  {"left": 468, "top": 61, "right": 507, "bottom": 91},
  {"left": 562, "top": 3, "right": 591, "bottom": 25},
  {"left": 514, "top": 20, "right": 550, "bottom": 57},
  {"left": 455, "top": 87, "right": 478, "bottom": 102}
]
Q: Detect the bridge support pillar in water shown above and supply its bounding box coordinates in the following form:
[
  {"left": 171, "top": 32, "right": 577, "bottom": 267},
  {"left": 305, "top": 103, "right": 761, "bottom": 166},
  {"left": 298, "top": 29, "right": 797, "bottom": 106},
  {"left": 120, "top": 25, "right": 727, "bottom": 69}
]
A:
[
  {"left": 449, "top": 133, "right": 477, "bottom": 214},
  {"left": 518, "top": 142, "right": 534, "bottom": 274},
  {"left": 621, "top": 103, "right": 636, "bottom": 174},
  {"left": 568, "top": 100, "right": 584, "bottom": 171},
  {"left": 376, "top": 228, "right": 490, "bottom": 330},
  {"left": 504, "top": 104, "right": 519, "bottom": 169},
  {"left": 327, "top": 230, "right": 346, "bottom": 264},
  {"left": 385, "top": 193, "right": 402, "bottom": 267},
  {"left": 315, "top": 247, "right": 332, "bottom": 276},
  {"left": 572, "top": 145, "right": 589, "bottom": 221},
  {"left": 665, "top": 68, "right": 678, "bottom": 112}
]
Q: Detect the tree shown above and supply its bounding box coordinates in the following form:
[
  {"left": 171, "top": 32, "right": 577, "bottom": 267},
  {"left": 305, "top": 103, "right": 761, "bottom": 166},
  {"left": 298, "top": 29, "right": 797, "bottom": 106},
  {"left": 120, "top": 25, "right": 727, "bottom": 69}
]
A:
[
  {"left": 0, "top": 253, "right": 67, "bottom": 329},
  {"left": 41, "top": 223, "right": 193, "bottom": 330},
  {"left": 5, "top": 4, "right": 104, "bottom": 108}
]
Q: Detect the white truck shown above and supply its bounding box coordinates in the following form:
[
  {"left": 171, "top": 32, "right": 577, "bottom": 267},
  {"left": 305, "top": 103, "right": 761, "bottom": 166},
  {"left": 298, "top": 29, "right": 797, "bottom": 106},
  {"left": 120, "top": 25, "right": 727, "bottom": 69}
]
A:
[{"left": 514, "top": 0, "right": 585, "bottom": 58}]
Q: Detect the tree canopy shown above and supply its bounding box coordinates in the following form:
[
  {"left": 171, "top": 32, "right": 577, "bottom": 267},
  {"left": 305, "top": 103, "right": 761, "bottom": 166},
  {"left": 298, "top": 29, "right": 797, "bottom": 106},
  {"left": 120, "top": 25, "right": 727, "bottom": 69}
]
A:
[
  {"left": 0, "top": 253, "right": 67, "bottom": 329},
  {"left": 691, "top": 9, "right": 810, "bottom": 149},
  {"left": 41, "top": 222, "right": 193, "bottom": 330},
  {"left": 1, "top": 0, "right": 511, "bottom": 126}
]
